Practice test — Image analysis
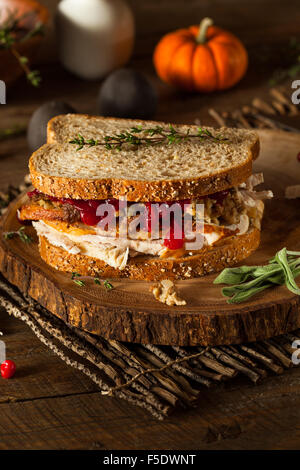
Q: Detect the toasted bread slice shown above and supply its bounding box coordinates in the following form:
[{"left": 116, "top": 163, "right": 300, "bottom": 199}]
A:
[
  {"left": 28, "top": 115, "right": 259, "bottom": 202},
  {"left": 38, "top": 227, "right": 260, "bottom": 281}
]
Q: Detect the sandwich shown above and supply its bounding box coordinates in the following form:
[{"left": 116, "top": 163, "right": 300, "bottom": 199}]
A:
[{"left": 18, "top": 114, "right": 273, "bottom": 281}]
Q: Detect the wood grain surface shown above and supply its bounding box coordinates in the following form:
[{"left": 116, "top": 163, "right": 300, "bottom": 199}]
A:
[
  {"left": 1, "top": 304, "right": 300, "bottom": 450},
  {"left": 0, "top": 130, "right": 299, "bottom": 346}
]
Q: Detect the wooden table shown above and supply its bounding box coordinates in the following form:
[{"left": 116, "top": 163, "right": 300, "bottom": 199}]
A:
[{"left": 0, "top": 1, "right": 300, "bottom": 449}]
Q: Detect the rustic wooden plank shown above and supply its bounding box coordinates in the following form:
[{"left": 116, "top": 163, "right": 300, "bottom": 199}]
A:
[
  {"left": 0, "top": 367, "right": 300, "bottom": 450},
  {"left": 0, "top": 308, "right": 99, "bottom": 401}
]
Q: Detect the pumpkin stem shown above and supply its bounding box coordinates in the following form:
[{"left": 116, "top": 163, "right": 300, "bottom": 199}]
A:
[{"left": 196, "top": 17, "right": 214, "bottom": 44}]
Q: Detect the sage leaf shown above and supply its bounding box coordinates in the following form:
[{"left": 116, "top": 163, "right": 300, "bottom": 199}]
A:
[
  {"left": 214, "top": 266, "right": 258, "bottom": 285},
  {"left": 275, "top": 248, "right": 300, "bottom": 295},
  {"left": 215, "top": 247, "right": 300, "bottom": 304},
  {"left": 225, "top": 284, "right": 273, "bottom": 304}
]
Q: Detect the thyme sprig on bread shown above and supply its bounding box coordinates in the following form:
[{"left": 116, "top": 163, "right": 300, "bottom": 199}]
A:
[
  {"left": 69, "top": 124, "right": 228, "bottom": 151},
  {"left": 214, "top": 248, "right": 300, "bottom": 303}
]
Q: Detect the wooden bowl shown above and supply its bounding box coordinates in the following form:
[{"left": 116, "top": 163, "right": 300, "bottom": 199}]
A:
[{"left": 0, "top": 0, "right": 49, "bottom": 87}]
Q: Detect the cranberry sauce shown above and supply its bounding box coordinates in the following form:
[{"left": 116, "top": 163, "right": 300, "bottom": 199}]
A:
[{"left": 26, "top": 189, "right": 230, "bottom": 249}]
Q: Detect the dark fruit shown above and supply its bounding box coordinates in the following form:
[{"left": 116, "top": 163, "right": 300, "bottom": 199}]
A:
[
  {"left": 27, "top": 101, "right": 76, "bottom": 152},
  {"left": 98, "top": 68, "right": 158, "bottom": 120}
]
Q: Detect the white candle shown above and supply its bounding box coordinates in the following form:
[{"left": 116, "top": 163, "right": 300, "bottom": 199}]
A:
[{"left": 56, "top": 0, "right": 135, "bottom": 80}]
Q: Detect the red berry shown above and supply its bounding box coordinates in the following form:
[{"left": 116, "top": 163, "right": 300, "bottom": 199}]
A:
[
  {"left": 1, "top": 360, "right": 16, "bottom": 379},
  {"left": 80, "top": 209, "right": 101, "bottom": 226},
  {"left": 297, "top": 152, "right": 300, "bottom": 162},
  {"left": 164, "top": 235, "right": 184, "bottom": 250},
  {"left": 163, "top": 224, "right": 184, "bottom": 250}
]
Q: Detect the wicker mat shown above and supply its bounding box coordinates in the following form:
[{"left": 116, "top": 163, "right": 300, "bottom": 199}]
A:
[{"left": 1, "top": 89, "right": 299, "bottom": 420}]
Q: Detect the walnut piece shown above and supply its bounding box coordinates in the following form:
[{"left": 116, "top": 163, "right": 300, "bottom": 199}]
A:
[{"left": 151, "top": 279, "right": 186, "bottom": 306}]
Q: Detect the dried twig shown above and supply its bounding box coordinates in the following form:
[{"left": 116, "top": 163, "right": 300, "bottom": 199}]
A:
[
  {"left": 252, "top": 98, "right": 276, "bottom": 115},
  {"left": 270, "top": 88, "right": 298, "bottom": 115},
  {"left": 102, "top": 347, "right": 210, "bottom": 397},
  {"left": 208, "top": 108, "right": 226, "bottom": 127}
]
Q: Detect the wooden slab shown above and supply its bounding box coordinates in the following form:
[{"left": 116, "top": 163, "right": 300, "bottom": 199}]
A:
[{"left": 0, "top": 129, "right": 299, "bottom": 346}]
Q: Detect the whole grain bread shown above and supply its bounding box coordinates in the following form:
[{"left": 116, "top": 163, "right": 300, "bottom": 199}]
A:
[
  {"left": 38, "top": 227, "right": 260, "bottom": 281},
  {"left": 28, "top": 115, "right": 259, "bottom": 202}
]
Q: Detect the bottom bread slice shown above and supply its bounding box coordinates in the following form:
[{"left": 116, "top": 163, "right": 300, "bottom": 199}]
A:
[{"left": 38, "top": 228, "right": 261, "bottom": 281}]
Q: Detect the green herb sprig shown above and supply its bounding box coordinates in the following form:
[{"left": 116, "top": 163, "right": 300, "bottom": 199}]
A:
[
  {"left": 71, "top": 274, "right": 114, "bottom": 290},
  {"left": 0, "top": 10, "right": 44, "bottom": 87},
  {"left": 3, "top": 226, "right": 32, "bottom": 244},
  {"left": 73, "top": 279, "right": 85, "bottom": 287},
  {"left": 214, "top": 248, "right": 300, "bottom": 304},
  {"left": 71, "top": 272, "right": 85, "bottom": 286},
  {"left": 103, "top": 280, "right": 114, "bottom": 290},
  {"left": 69, "top": 125, "right": 228, "bottom": 152}
]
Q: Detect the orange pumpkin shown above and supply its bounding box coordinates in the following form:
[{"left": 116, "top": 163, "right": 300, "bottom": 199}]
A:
[{"left": 153, "top": 18, "right": 248, "bottom": 92}]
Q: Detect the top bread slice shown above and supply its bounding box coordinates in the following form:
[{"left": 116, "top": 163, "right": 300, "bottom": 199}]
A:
[{"left": 29, "top": 114, "right": 259, "bottom": 202}]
